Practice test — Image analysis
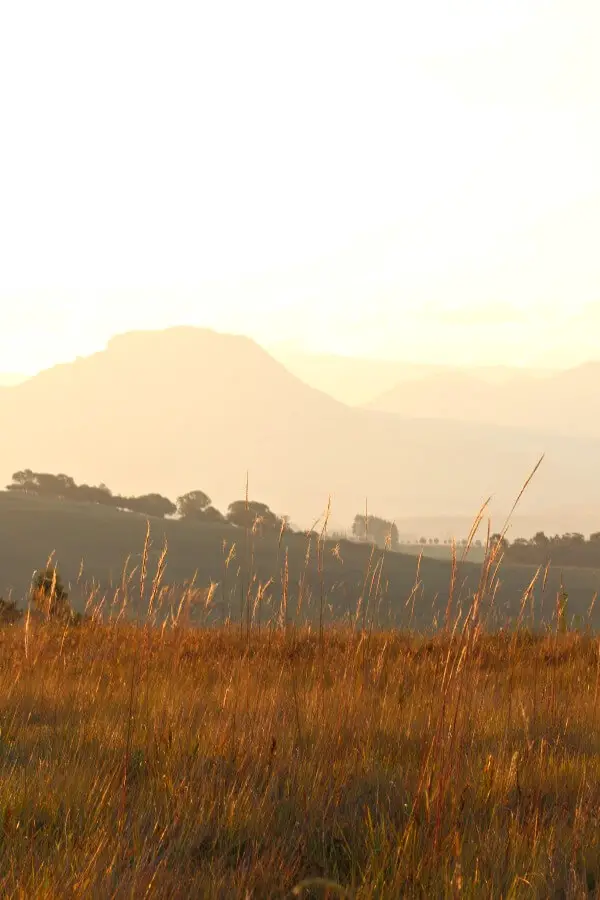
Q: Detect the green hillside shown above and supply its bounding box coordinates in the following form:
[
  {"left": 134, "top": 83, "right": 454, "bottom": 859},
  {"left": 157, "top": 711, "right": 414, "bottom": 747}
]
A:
[{"left": 1, "top": 491, "right": 599, "bottom": 630}]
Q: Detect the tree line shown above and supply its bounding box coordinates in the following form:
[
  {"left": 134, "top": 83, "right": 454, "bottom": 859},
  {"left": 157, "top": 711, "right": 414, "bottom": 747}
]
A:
[
  {"left": 501, "top": 531, "right": 600, "bottom": 567},
  {"left": 351, "top": 514, "right": 399, "bottom": 550},
  {"left": 5, "top": 470, "right": 287, "bottom": 534}
]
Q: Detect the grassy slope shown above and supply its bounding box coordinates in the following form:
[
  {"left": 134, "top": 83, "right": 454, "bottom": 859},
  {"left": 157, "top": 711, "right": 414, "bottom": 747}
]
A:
[
  {"left": 1, "top": 492, "right": 600, "bottom": 629},
  {"left": 0, "top": 624, "right": 598, "bottom": 896}
]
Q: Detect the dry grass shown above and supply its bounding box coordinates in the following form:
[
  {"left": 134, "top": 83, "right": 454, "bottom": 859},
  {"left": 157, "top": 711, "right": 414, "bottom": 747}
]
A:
[
  {"left": 2, "top": 470, "right": 598, "bottom": 898},
  {"left": 0, "top": 615, "right": 598, "bottom": 898}
]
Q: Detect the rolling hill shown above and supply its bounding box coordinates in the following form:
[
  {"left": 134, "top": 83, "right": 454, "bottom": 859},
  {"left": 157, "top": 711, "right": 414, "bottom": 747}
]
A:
[
  {"left": 1, "top": 491, "right": 599, "bottom": 631},
  {"left": 1, "top": 326, "right": 600, "bottom": 530}
]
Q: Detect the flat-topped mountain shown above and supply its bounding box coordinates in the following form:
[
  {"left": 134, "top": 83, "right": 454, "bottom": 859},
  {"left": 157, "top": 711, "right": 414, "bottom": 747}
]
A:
[{"left": 1, "top": 326, "right": 599, "bottom": 528}]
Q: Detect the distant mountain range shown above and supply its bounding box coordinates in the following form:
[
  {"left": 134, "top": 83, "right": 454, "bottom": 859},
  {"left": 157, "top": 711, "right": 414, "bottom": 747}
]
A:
[
  {"left": 1, "top": 326, "right": 599, "bottom": 531},
  {"left": 365, "top": 364, "right": 600, "bottom": 439},
  {"left": 269, "top": 345, "right": 555, "bottom": 406}
]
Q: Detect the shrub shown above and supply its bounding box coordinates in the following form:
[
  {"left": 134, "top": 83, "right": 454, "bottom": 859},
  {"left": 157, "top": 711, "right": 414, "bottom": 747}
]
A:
[
  {"left": 0, "top": 598, "right": 23, "bottom": 625},
  {"left": 30, "top": 567, "right": 80, "bottom": 623}
]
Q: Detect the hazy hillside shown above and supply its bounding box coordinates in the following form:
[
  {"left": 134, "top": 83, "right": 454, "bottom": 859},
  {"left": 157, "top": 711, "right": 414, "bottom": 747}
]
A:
[
  {"left": 390, "top": 512, "right": 600, "bottom": 543},
  {"left": 1, "top": 491, "right": 599, "bottom": 630},
  {"left": 269, "top": 345, "right": 554, "bottom": 406},
  {"left": 1, "top": 326, "right": 600, "bottom": 529},
  {"left": 367, "top": 363, "right": 600, "bottom": 439}
]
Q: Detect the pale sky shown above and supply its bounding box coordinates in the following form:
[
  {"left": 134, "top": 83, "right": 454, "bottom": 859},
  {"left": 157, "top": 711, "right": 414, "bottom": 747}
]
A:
[{"left": 1, "top": 1, "right": 599, "bottom": 374}]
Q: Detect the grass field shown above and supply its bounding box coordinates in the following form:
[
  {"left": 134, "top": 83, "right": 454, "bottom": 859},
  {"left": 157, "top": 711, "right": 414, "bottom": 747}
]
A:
[
  {"left": 2, "top": 491, "right": 600, "bottom": 631},
  {"left": 0, "top": 617, "right": 599, "bottom": 897},
  {"left": 2, "top": 491, "right": 600, "bottom": 895}
]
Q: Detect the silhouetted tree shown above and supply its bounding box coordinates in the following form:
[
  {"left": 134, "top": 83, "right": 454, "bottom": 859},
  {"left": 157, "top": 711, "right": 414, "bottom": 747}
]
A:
[
  {"left": 532, "top": 531, "right": 549, "bottom": 549},
  {"left": 489, "top": 533, "right": 509, "bottom": 554},
  {"left": 119, "top": 494, "right": 177, "bottom": 518},
  {"left": 31, "top": 566, "right": 72, "bottom": 619},
  {"left": 6, "top": 470, "right": 115, "bottom": 506},
  {"left": 177, "top": 490, "right": 212, "bottom": 519},
  {"left": 0, "top": 597, "right": 22, "bottom": 624},
  {"left": 6, "top": 470, "right": 77, "bottom": 499},
  {"left": 76, "top": 483, "right": 114, "bottom": 505},
  {"left": 352, "top": 514, "right": 399, "bottom": 550},
  {"left": 201, "top": 505, "right": 226, "bottom": 524},
  {"left": 6, "top": 469, "right": 36, "bottom": 492},
  {"left": 227, "top": 500, "right": 282, "bottom": 533}
]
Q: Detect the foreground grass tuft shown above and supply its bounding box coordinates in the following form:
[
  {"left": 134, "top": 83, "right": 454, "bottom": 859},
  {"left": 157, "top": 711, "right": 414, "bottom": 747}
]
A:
[{"left": 0, "top": 618, "right": 598, "bottom": 897}]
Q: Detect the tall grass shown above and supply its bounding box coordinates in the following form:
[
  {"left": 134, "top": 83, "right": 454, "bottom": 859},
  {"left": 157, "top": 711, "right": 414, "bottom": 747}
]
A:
[
  {"left": 0, "top": 577, "right": 599, "bottom": 896},
  {"left": 2, "top": 462, "right": 599, "bottom": 896}
]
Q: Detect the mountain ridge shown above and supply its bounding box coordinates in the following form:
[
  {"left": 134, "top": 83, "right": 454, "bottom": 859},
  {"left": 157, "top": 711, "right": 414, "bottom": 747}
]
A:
[
  {"left": 366, "top": 361, "right": 600, "bottom": 438},
  {"left": 1, "top": 326, "right": 600, "bottom": 530}
]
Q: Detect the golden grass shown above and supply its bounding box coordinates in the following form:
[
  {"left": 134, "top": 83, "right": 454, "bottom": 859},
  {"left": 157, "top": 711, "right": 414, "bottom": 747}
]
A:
[{"left": 0, "top": 615, "right": 599, "bottom": 898}]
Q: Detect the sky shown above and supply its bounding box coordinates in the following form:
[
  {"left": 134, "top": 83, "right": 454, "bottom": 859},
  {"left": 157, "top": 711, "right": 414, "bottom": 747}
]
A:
[{"left": 1, "top": 0, "right": 599, "bottom": 374}]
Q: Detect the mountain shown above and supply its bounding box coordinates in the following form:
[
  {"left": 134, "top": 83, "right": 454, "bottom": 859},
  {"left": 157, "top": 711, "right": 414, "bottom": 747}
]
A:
[
  {"left": 1, "top": 326, "right": 600, "bottom": 530},
  {"left": 366, "top": 363, "right": 600, "bottom": 440},
  {"left": 0, "top": 373, "right": 27, "bottom": 387},
  {"left": 268, "top": 345, "right": 554, "bottom": 406}
]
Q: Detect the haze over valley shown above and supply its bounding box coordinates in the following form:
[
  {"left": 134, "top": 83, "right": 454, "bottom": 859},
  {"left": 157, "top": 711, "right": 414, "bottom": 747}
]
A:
[{"left": 2, "top": 325, "right": 600, "bottom": 539}]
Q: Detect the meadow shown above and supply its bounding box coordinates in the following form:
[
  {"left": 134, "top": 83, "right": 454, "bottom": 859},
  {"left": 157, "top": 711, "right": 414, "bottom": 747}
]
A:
[
  {"left": 1, "top": 613, "right": 600, "bottom": 897},
  {"left": 2, "top": 491, "right": 600, "bottom": 896}
]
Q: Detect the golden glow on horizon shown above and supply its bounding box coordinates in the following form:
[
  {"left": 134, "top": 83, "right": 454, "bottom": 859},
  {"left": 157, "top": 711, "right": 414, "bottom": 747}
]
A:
[{"left": 1, "top": 1, "right": 599, "bottom": 374}]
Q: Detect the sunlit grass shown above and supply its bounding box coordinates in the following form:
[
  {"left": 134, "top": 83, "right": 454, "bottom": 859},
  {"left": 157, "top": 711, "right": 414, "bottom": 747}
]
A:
[
  {"left": 1, "top": 458, "right": 598, "bottom": 896},
  {"left": 0, "top": 615, "right": 598, "bottom": 897}
]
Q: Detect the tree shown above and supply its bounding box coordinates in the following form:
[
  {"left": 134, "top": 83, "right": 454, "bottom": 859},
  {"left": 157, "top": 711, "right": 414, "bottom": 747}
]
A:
[
  {"left": 489, "top": 533, "right": 509, "bottom": 554},
  {"left": 6, "top": 469, "right": 36, "bottom": 492},
  {"left": 176, "top": 490, "right": 212, "bottom": 519},
  {"left": 6, "top": 470, "right": 77, "bottom": 498},
  {"left": 202, "top": 505, "right": 226, "bottom": 524},
  {"left": 119, "top": 494, "right": 177, "bottom": 518},
  {"left": 227, "top": 500, "right": 282, "bottom": 533},
  {"left": 31, "top": 566, "right": 72, "bottom": 619},
  {"left": 76, "top": 483, "right": 114, "bottom": 505},
  {"left": 351, "top": 514, "right": 398, "bottom": 550},
  {"left": 0, "top": 597, "right": 22, "bottom": 624}
]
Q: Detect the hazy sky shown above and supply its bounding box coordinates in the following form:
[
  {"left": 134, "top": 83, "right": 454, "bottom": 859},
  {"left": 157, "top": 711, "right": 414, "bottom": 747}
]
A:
[{"left": 1, "top": 1, "right": 599, "bottom": 373}]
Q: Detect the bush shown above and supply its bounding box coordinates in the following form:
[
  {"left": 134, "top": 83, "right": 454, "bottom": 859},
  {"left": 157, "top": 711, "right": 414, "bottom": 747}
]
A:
[
  {"left": 30, "top": 567, "right": 80, "bottom": 623},
  {"left": 0, "top": 598, "right": 23, "bottom": 625}
]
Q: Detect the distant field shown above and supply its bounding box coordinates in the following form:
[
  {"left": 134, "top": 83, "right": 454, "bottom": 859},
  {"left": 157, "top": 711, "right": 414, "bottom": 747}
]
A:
[
  {"left": 399, "top": 542, "right": 487, "bottom": 564},
  {"left": 1, "top": 491, "right": 600, "bottom": 630}
]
